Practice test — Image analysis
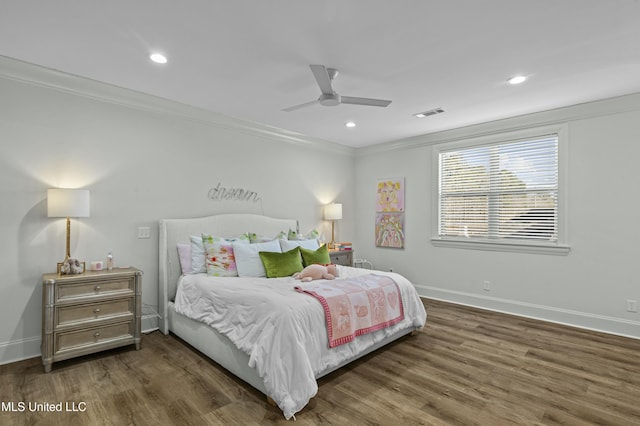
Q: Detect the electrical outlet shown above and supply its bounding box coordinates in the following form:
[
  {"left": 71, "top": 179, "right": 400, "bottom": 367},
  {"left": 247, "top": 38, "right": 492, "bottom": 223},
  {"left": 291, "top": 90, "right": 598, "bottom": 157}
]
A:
[
  {"left": 626, "top": 299, "right": 638, "bottom": 313},
  {"left": 483, "top": 281, "right": 491, "bottom": 292},
  {"left": 137, "top": 226, "right": 150, "bottom": 239}
]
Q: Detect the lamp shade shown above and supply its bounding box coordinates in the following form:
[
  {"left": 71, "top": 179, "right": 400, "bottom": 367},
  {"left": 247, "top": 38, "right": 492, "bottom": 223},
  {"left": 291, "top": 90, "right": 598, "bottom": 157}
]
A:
[
  {"left": 323, "top": 203, "right": 342, "bottom": 221},
  {"left": 47, "top": 189, "right": 90, "bottom": 218}
]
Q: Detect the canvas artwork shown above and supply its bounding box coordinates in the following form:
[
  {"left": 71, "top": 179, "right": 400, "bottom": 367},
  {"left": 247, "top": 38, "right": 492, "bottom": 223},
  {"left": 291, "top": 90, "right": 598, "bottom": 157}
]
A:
[
  {"left": 375, "top": 178, "right": 405, "bottom": 248},
  {"left": 376, "top": 178, "right": 405, "bottom": 212},
  {"left": 375, "top": 213, "right": 405, "bottom": 248}
]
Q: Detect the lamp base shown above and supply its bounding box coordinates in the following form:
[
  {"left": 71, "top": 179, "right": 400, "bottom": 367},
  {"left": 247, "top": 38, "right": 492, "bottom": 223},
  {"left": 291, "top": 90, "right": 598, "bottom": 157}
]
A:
[
  {"left": 57, "top": 217, "right": 85, "bottom": 274},
  {"left": 57, "top": 258, "right": 86, "bottom": 275},
  {"left": 329, "top": 220, "right": 336, "bottom": 250}
]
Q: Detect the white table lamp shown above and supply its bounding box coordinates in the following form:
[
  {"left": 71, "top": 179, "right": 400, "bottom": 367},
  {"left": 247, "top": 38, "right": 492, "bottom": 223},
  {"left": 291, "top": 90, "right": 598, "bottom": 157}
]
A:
[
  {"left": 48, "top": 188, "right": 90, "bottom": 273},
  {"left": 323, "top": 203, "right": 342, "bottom": 249}
]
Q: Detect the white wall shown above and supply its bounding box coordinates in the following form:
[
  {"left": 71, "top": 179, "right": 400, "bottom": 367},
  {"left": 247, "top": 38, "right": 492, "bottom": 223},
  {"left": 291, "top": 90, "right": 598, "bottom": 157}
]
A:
[
  {"left": 0, "top": 57, "right": 356, "bottom": 364},
  {"left": 354, "top": 93, "right": 640, "bottom": 339},
  {"left": 3, "top": 55, "right": 639, "bottom": 367}
]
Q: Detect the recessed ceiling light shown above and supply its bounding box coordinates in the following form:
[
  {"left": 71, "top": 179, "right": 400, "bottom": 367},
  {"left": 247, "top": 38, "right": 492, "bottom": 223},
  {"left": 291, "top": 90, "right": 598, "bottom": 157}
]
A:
[
  {"left": 345, "top": 121, "right": 356, "bottom": 128},
  {"left": 507, "top": 75, "right": 527, "bottom": 85},
  {"left": 150, "top": 53, "right": 168, "bottom": 64}
]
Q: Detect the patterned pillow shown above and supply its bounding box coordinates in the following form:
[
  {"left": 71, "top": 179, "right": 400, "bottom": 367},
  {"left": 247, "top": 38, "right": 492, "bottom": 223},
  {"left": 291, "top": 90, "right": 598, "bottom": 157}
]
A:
[
  {"left": 202, "top": 234, "right": 250, "bottom": 277},
  {"left": 249, "top": 231, "right": 287, "bottom": 243},
  {"left": 287, "top": 228, "right": 301, "bottom": 240},
  {"left": 305, "top": 229, "right": 320, "bottom": 240},
  {"left": 287, "top": 228, "right": 320, "bottom": 241}
]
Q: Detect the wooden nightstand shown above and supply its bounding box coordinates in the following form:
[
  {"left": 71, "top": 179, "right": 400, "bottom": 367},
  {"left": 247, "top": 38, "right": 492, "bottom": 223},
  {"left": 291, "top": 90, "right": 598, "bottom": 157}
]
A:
[
  {"left": 329, "top": 249, "right": 353, "bottom": 267},
  {"left": 41, "top": 267, "right": 142, "bottom": 373}
]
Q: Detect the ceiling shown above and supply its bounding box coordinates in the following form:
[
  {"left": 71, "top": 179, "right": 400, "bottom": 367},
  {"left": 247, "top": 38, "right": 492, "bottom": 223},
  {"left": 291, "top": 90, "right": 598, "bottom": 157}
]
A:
[{"left": 2, "top": 1, "right": 640, "bottom": 148}]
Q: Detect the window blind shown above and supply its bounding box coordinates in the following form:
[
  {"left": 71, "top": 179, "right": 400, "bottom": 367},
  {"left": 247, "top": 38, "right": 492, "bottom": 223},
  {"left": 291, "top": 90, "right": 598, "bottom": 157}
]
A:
[{"left": 438, "top": 135, "right": 558, "bottom": 243}]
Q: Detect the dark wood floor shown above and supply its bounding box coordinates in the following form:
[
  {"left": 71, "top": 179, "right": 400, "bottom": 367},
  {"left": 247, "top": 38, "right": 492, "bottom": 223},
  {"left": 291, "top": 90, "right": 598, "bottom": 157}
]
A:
[{"left": 2, "top": 299, "right": 640, "bottom": 425}]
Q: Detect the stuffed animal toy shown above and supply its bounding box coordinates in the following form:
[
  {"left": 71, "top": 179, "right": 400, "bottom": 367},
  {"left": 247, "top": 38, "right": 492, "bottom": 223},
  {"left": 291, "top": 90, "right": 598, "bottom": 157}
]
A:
[{"left": 293, "top": 264, "right": 338, "bottom": 282}]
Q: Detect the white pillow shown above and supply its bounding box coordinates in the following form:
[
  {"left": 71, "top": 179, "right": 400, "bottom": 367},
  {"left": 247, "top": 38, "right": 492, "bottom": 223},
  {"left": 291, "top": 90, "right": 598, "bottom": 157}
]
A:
[
  {"left": 233, "top": 239, "right": 281, "bottom": 277},
  {"left": 177, "top": 243, "right": 192, "bottom": 274},
  {"left": 190, "top": 235, "right": 207, "bottom": 274},
  {"left": 279, "top": 238, "right": 320, "bottom": 252}
]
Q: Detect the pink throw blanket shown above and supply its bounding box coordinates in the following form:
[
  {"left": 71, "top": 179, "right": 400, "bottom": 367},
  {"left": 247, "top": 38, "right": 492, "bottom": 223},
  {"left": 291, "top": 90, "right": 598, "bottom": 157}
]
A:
[{"left": 294, "top": 274, "right": 405, "bottom": 348}]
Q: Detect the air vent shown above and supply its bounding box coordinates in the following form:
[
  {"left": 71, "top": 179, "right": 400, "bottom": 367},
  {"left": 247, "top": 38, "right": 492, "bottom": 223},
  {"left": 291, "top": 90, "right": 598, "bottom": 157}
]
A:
[{"left": 414, "top": 108, "right": 445, "bottom": 118}]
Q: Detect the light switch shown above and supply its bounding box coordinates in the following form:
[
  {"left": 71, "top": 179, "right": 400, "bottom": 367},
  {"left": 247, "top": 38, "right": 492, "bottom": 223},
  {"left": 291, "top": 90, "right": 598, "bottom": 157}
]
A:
[{"left": 137, "top": 226, "right": 151, "bottom": 239}]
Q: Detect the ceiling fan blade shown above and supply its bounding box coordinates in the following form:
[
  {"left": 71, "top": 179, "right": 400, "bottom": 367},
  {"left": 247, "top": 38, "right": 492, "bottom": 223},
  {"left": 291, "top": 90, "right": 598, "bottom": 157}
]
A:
[
  {"left": 309, "top": 64, "right": 334, "bottom": 95},
  {"left": 340, "top": 96, "right": 392, "bottom": 107},
  {"left": 282, "top": 99, "right": 320, "bottom": 112}
]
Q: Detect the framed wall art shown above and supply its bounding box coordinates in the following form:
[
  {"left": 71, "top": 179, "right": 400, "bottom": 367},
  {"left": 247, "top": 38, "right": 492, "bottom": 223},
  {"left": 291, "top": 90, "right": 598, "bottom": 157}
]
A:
[{"left": 375, "top": 178, "right": 405, "bottom": 248}]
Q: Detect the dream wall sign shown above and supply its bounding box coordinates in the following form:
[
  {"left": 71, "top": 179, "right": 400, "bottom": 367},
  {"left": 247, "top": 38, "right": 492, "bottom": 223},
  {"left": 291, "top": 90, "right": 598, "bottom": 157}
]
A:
[
  {"left": 375, "top": 178, "right": 405, "bottom": 248},
  {"left": 207, "top": 182, "right": 261, "bottom": 203}
]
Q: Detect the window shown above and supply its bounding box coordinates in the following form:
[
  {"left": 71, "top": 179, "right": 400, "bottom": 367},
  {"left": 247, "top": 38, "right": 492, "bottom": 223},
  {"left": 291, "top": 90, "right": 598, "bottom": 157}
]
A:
[{"left": 432, "top": 126, "right": 568, "bottom": 254}]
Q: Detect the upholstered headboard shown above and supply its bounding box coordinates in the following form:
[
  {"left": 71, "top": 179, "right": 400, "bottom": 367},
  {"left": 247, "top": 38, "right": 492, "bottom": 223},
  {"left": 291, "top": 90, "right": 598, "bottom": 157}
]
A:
[{"left": 158, "top": 214, "right": 298, "bottom": 334}]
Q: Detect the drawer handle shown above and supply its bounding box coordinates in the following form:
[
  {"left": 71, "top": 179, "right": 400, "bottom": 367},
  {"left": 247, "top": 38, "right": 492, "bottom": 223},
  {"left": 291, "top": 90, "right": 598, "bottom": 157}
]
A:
[
  {"left": 94, "top": 332, "right": 100, "bottom": 338},
  {"left": 94, "top": 285, "right": 101, "bottom": 291},
  {"left": 94, "top": 308, "right": 101, "bottom": 314}
]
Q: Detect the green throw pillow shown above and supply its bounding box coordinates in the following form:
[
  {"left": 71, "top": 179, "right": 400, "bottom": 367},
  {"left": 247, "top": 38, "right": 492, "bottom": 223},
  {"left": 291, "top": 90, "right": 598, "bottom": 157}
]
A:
[
  {"left": 259, "top": 247, "right": 303, "bottom": 278},
  {"left": 300, "top": 244, "right": 331, "bottom": 267}
]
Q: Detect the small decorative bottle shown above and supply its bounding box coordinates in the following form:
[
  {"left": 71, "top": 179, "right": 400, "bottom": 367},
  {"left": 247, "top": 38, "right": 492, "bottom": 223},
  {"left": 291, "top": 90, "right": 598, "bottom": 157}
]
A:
[{"left": 106, "top": 252, "right": 113, "bottom": 271}]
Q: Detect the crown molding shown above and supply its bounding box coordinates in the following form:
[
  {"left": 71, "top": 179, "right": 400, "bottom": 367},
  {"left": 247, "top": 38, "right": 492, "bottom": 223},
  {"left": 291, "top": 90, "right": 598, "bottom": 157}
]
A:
[
  {"left": 357, "top": 91, "right": 640, "bottom": 157},
  {"left": 0, "top": 55, "right": 354, "bottom": 156}
]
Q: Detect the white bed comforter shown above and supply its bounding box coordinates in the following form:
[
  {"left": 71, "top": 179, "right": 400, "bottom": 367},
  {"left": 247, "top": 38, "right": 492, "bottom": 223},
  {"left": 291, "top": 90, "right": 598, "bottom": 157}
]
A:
[{"left": 173, "top": 265, "right": 426, "bottom": 419}]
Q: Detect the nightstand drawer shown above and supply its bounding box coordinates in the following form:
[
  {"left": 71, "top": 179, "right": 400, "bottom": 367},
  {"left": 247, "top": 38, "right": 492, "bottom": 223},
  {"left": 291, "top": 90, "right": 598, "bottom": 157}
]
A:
[
  {"left": 55, "top": 277, "right": 134, "bottom": 302},
  {"left": 56, "top": 298, "right": 134, "bottom": 329},
  {"left": 330, "top": 250, "right": 353, "bottom": 266},
  {"left": 55, "top": 321, "right": 135, "bottom": 354}
]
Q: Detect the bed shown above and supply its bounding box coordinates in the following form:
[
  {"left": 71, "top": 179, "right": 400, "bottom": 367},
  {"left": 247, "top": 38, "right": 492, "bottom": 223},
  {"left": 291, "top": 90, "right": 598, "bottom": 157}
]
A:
[{"left": 158, "top": 213, "right": 426, "bottom": 419}]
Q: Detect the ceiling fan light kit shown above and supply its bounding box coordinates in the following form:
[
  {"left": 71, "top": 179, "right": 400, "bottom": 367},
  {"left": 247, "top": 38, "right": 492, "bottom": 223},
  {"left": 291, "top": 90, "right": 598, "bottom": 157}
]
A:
[
  {"left": 283, "top": 64, "right": 392, "bottom": 112},
  {"left": 319, "top": 93, "right": 341, "bottom": 106}
]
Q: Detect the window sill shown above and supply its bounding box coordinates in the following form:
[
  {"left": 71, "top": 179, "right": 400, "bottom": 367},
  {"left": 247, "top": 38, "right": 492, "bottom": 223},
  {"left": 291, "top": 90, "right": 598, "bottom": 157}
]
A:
[{"left": 431, "top": 238, "right": 570, "bottom": 256}]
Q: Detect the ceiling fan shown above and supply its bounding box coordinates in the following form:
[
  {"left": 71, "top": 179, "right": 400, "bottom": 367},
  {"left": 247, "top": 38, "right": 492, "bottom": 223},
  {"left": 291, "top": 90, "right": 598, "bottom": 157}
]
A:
[{"left": 282, "top": 64, "right": 392, "bottom": 112}]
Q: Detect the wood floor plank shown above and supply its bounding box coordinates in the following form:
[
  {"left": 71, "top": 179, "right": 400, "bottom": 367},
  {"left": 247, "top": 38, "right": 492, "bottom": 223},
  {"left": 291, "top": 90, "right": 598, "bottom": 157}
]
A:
[{"left": 2, "top": 298, "right": 640, "bottom": 425}]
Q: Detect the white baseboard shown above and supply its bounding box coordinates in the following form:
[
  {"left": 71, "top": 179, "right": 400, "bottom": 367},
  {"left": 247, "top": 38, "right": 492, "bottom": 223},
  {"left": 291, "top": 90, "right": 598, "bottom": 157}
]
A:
[
  {"left": 1, "top": 313, "right": 162, "bottom": 366},
  {"left": 141, "top": 313, "right": 160, "bottom": 334},
  {"left": 416, "top": 284, "right": 640, "bottom": 340},
  {"left": 0, "top": 336, "right": 41, "bottom": 366}
]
